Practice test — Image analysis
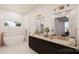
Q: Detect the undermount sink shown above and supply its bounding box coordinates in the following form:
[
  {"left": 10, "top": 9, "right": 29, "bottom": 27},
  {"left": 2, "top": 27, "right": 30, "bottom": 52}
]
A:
[{"left": 49, "top": 36, "right": 76, "bottom": 47}]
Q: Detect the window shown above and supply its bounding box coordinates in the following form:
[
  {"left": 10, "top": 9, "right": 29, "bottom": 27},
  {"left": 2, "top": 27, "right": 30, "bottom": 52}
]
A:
[
  {"left": 5, "top": 21, "right": 21, "bottom": 27},
  {"left": 65, "top": 22, "right": 69, "bottom": 32}
]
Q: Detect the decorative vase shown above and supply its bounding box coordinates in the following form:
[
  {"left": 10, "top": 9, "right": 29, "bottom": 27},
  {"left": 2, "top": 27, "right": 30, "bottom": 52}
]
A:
[{"left": 44, "top": 27, "right": 49, "bottom": 37}]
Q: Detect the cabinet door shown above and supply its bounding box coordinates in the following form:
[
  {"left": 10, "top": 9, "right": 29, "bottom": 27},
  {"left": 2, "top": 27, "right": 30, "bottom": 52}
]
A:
[
  {"left": 29, "top": 36, "right": 42, "bottom": 52},
  {"left": 29, "top": 36, "right": 78, "bottom": 54}
]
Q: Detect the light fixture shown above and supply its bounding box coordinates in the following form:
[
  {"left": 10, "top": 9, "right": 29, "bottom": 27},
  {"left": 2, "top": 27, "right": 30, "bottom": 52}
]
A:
[
  {"left": 54, "top": 4, "right": 72, "bottom": 15},
  {"left": 35, "top": 14, "right": 44, "bottom": 20},
  {"left": 66, "top": 15, "right": 69, "bottom": 18}
]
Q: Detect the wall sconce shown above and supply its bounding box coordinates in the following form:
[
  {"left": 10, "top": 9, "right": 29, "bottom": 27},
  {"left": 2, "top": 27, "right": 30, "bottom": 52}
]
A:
[
  {"left": 53, "top": 4, "right": 70, "bottom": 12},
  {"left": 53, "top": 4, "right": 72, "bottom": 15},
  {"left": 66, "top": 15, "right": 70, "bottom": 18},
  {"left": 35, "top": 14, "right": 44, "bottom": 20}
]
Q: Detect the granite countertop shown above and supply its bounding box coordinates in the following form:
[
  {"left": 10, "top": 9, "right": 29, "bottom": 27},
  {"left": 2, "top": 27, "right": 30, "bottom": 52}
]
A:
[{"left": 29, "top": 34, "right": 78, "bottom": 49}]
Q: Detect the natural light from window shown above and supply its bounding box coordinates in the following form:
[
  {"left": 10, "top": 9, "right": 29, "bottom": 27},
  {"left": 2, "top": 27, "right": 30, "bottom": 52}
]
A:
[
  {"left": 65, "top": 22, "right": 69, "bottom": 32},
  {"left": 5, "top": 21, "right": 21, "bottom": 27},
  {"left": 6, "top": 21, "right": 16, "bottom": 27}
]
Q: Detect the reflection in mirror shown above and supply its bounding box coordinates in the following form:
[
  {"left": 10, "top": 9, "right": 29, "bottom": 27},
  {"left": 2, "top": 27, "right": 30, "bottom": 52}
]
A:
[
  {"left": 55, "top": 16, "right": 77, "bottom": 47},
  {"left": 65, "top": 21, "right": 69, "bottom": 36},
  {"left": 4, "top": 21, "right": 21, "bottom": 27},
  {"left": 55, "top": 16, "right": 69, "bottom": 36}
]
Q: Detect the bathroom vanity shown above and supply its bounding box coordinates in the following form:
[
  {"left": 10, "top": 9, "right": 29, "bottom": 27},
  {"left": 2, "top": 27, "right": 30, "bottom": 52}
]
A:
[{"left": 29, "top": 34, "right": 79, "bottom": 54}]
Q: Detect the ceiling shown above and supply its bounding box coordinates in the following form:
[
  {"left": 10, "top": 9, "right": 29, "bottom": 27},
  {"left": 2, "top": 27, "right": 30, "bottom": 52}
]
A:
[
  {"left": 0, "top": 4, "right": 75, "bottom": 15},
  {"left": 0, "top": 4, "right": 42, "bottom": 15}
]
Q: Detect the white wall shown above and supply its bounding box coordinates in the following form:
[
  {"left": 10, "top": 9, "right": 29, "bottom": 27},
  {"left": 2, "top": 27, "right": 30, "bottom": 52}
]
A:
[
  {"left": 0, "top": 9, "right": 25, "bottom": 37},
  {"left": 76, "top": 5, "right": 79, "bottom": 43},
  {"left": 24, "top": 5, "right": 60, "bottom": 34},
  {"left": 68, "top": 5, "right": 77, "bottom": 37}
]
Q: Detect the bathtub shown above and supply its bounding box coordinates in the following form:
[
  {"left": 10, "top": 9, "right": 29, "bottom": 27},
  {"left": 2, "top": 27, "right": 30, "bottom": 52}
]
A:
[
  {"left": 2, "top": 27, "right": 26, "bottom": 46},
  {"left": 3, "top": 35, "right": 25, "bottom": 46}
]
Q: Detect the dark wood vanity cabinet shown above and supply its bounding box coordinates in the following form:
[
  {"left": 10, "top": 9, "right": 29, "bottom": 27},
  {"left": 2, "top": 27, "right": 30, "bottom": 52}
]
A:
[{"left": 29, "top": 36, "right": 79, "bottom": 54}]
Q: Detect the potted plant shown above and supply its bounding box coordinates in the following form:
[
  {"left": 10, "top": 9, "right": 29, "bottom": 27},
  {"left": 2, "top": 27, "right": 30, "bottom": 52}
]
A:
[
  {"left": 44, "top": 27, "right": 49, "bottom": 37},
  {"left": 16, "top": 23, "right": 21, "bottom": 27}
]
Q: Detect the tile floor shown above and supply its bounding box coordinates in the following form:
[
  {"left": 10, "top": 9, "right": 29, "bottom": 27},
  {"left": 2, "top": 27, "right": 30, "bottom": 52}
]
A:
[{"left": 0, "top": 41, "right": 37, "bottom": 54}]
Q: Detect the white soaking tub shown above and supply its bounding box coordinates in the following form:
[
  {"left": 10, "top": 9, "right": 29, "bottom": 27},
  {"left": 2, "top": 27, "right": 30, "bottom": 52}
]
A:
[
  {"left": 3, "top": 27, "right": 26, "bottom": 46},
  {"left": 3, "top": 35, "right": 24, "bottom": 46}
]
